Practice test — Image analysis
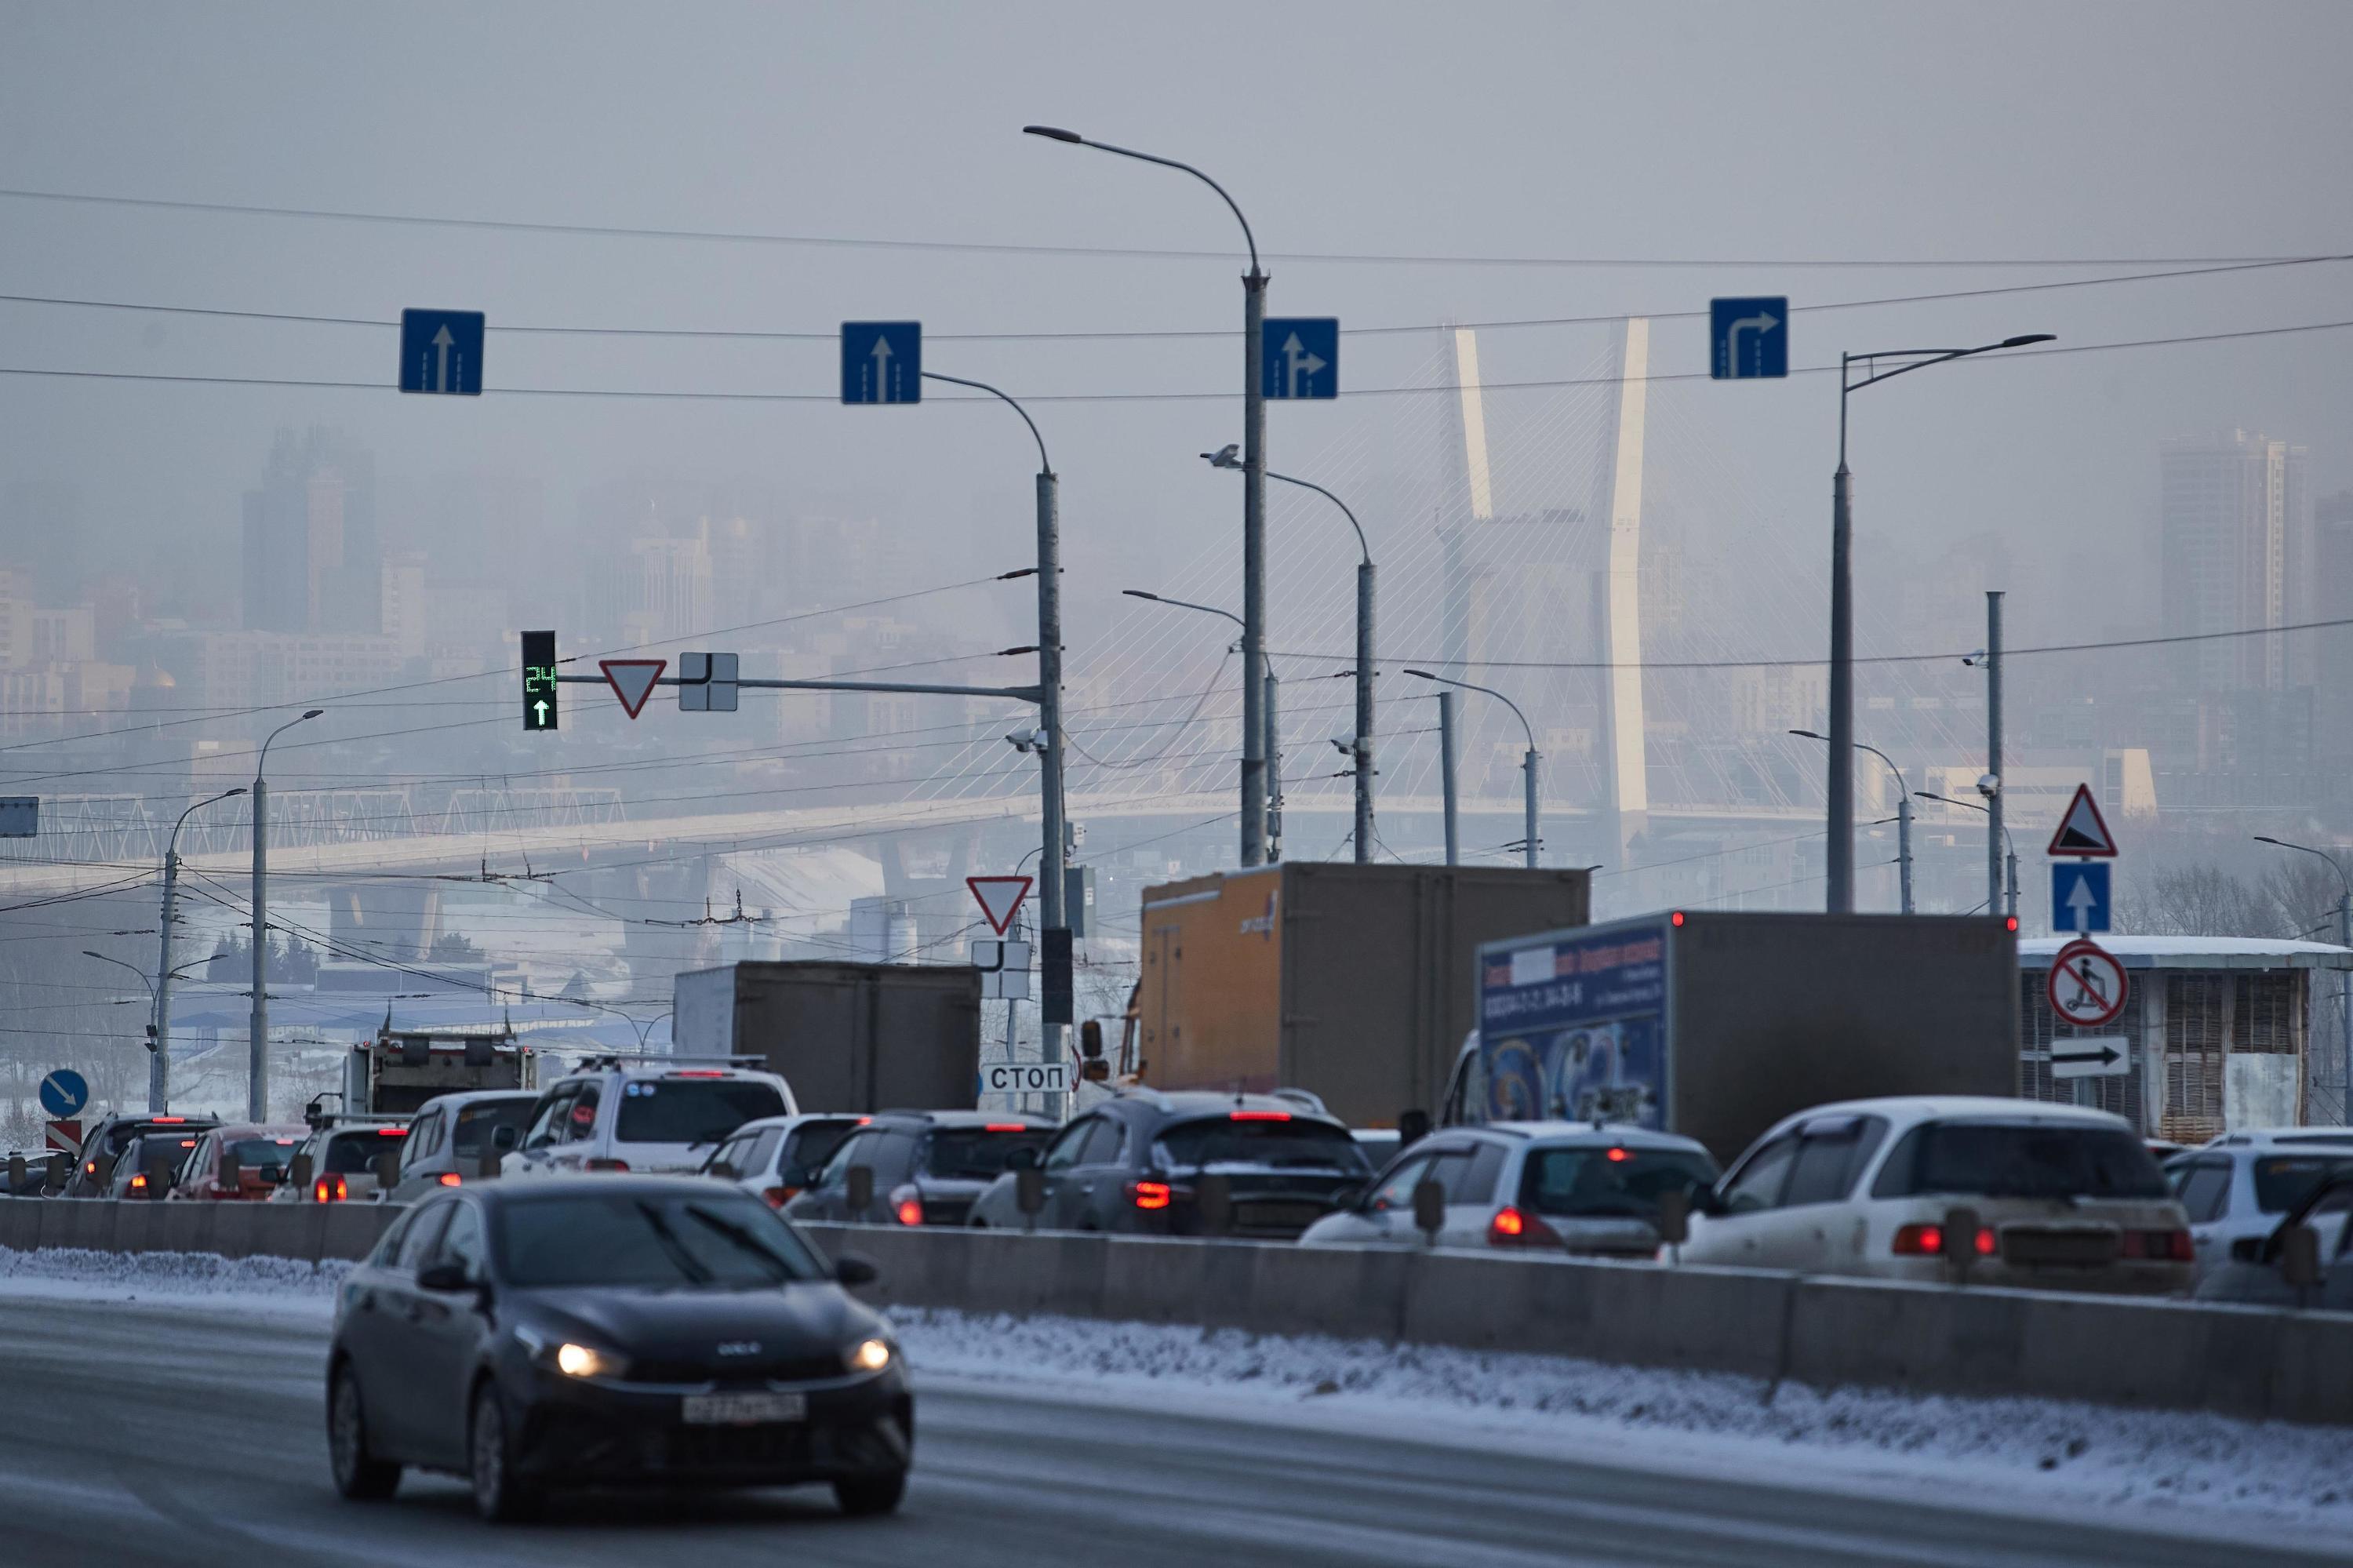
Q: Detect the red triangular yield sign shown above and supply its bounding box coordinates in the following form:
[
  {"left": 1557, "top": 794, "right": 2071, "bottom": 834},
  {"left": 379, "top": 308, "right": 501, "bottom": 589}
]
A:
[
  {"left": 967, "top": 875, "right": 1033, "bottom": 936},
  {"left": 600, "top": 659, "right": 667, "bottom": 719},
  {"left": 2046, "top": 782, "right": 2118, "bottom": 858}
]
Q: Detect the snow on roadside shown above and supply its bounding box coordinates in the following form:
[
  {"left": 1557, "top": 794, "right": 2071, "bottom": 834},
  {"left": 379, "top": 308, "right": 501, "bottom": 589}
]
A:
[
  {"left": 0, "top": 1245, "right": 345, "bottom": 1312},
  {"left": 889, "top": 1306, "right": 2353, "bottom": 1531}
]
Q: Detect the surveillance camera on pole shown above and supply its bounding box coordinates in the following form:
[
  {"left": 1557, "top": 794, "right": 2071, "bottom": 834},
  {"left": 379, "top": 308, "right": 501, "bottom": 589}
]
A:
[{"left": 1976, "top": 773, "right": 2001, "bottom": 799}]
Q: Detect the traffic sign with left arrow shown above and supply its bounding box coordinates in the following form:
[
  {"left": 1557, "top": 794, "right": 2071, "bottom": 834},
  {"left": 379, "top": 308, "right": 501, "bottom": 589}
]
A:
[
  {"left": 1262, "top": 318, "right": 1338, "bottom": 400},
  {"left": 399, "top": 309, "right": 485, "bottom": 395}
]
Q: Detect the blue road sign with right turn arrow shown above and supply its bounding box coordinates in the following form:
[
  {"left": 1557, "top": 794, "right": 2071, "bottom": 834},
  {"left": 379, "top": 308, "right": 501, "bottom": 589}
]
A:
[
  {"left": 1262, "top": 318, "right": 1338, "bottom": 399},
  {"left": 841, "top": 322, "right": 921, "bottom": 404},
  {"left": 399, "top": 309, "right": 485, "bottom": 395},
  {"left": 2051, "top": 860, "right": 2112, "bottom": 934},
  {"left": 1710, "top": 297, "right": 1787, "bottom": 380}
]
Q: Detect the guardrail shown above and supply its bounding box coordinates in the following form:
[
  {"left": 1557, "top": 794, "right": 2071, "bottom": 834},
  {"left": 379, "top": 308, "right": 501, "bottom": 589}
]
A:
[{"left": 7, "top": 1196, "right": 2349, "bottom": 1428}]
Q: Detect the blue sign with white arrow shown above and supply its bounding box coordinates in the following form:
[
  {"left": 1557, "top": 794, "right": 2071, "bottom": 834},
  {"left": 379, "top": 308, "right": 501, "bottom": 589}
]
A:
[
  {"left": 1262, "top": 317, "right": 1338, "bottom": 400},
  {"left": 398, "top": 309, "right": 485, "bottom": 395},
  {"left": 841, "top": 322, "right": 921, "bottom": 404},
  {"left": 2051, "top": 860, "right": 2112, "bottom": 934},
  {"left": 1710, "top": 297, "right": 1787, "bottom": 380},
  {"left": 38, "top": 1068, "right": 88, "bottom": 1119}
]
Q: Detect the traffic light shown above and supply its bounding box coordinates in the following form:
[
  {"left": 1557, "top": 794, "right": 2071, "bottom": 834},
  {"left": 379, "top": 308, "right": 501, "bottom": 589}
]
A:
[{"left": 522, "top": 631, "right": 558, "bottom": 731}]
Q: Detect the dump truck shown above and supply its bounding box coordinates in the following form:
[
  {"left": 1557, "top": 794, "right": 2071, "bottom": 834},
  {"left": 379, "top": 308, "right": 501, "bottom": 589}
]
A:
[
  {"left": 340, "top": 1024, "right": 536, "bottom": 1116},
  {"left": 672, "top": 959, "right": 983, "bottom": 1112},
  {"left": 1128, "top": 863, "right": 1591, "bottom": 1130},
  {"left": 1449, "top": 909, "right": 2020, "bottom": 1166}
]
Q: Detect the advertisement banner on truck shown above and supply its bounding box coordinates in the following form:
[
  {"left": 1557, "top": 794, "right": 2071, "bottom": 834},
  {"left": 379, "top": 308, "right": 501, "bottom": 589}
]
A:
[{"left": 1478, "top": 923, "right": 1668, "bottom": 1127}]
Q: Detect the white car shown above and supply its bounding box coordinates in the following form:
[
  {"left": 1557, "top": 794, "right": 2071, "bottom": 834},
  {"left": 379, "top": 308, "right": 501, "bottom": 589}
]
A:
[
  {"left": 271, "top": 1119, "right": 412, "bottom": 1204},
  {"left": 502, "top": 1057, "right": 796, "bottom": 1178},
  {"left": 1682, "top": 1097, "right": 2192, "bottom": 1295},
  {"left": 2166, "top": 1127, "right": 2353, "bottom": 1282},
  {"left": 698, "top": 1111, "right": 871, "bottom": 1207},
  {"left": 1299, "top": 1122, "right": 1719, "bottom": 1256}
]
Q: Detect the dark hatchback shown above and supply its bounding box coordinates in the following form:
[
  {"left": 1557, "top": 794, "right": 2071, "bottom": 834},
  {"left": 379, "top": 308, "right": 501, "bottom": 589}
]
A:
[
  {"left": 965, "top": 1090, "right": 1373, "bottom": 1239},
  {"left": 326, "top": 1176, "right": 911, "bottom": 1523},
  {"left": 786, "top": 1111, "right": 1056, "bottom": 1228}
]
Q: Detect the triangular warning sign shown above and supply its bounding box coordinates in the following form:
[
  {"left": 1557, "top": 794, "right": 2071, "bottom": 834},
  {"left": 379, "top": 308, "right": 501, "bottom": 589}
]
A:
[
  {"left": 2046, "top": 783, "right": 2118, "bottom": 858},
  {"left": 600, "top": 659, "right": 667, "bottom": 719},
  {"left": 967, "top": 875, "right": 1033, "bottom": 936}
]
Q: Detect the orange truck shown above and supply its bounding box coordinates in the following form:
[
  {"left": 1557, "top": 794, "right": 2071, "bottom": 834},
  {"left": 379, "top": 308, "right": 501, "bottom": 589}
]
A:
[{"left": 1128, "top": 862, "right": 1588, "bottom": 1130}]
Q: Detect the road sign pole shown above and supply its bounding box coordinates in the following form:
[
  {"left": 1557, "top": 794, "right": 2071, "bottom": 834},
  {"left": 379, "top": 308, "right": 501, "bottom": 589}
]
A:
[
  {"left": 1826, "top": 455, "right": 1854, "bottom": 913},
  {"left": 1897, "top": 791, "right": 1914, "bottom": 916},
  {"left": 1241, "top": 268, "right": 1268, "bottom": 868},
  {"left": 1264, "top": 667, "right": 1282, "bottom": 862},
  {"left": 1438, "top": 691, "right": 1460, "bottom": 867},
  {"left": 1523, "top": 745, "right": 1541, "bottom": 870},
  {"left": 249, "top": 773, "right": 267, "bottom": 1121},
  {"left": 1354, "top": 558, "right": 1376, "bottom": 865},
  {"left": 1035, "top": 468, "right": 1070, "bottom": 1075}
]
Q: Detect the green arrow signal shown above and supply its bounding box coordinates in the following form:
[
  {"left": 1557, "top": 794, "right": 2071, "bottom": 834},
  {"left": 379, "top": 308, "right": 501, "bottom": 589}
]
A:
[{"left": 533, "top": 700, "right": 548, "bottom": 723}]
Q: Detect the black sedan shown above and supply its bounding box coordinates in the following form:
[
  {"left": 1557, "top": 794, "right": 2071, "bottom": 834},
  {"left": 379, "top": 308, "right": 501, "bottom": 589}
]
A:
[{"left": 325, "top": 1176, "right": 911, "bottom": 1522}]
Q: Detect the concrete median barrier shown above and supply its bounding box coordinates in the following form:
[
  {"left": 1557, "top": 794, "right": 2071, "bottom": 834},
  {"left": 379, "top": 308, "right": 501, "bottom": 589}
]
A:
[{"left": 10, "top": 1195, "right": 2353, "bottom": 1426}]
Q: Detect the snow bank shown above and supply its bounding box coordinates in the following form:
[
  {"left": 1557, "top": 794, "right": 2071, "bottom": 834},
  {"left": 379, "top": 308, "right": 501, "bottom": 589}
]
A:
[
  {"left": 0, "top": 1245, "right": 346, "bottom": 1312},
  {"left": 891, "top": 1306, "right": 2353, "bottom": 1530}
]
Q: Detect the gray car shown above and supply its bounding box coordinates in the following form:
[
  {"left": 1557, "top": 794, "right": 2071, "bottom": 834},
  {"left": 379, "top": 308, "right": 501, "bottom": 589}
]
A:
[
  {"left": 965, "top": 1090, "right": 1373, "bottom": 1239},
  {"left": 788, "top": 1111, "right": 1053, "bottom": 1228},
  {"left": 385, "top": 1091, "right": 542, "bottom": 1203}
]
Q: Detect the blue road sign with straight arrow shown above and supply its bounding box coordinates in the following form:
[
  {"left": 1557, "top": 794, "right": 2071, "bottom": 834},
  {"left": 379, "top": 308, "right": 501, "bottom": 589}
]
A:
[
  {"left": 399, "top": 309, "right": 485, "bottom": 395},
  {"left": 2051, "top": 860, "right": 2112, "bottom": 934},
  {"left": 1710, "top": 297, "right": 1787, "bottom": 380},
  {"left": 1262, "top": 318, "right": 1338, "bottom": 399},
  {"left": 842, "top": 322, "right": 921, "bottom": 404}
]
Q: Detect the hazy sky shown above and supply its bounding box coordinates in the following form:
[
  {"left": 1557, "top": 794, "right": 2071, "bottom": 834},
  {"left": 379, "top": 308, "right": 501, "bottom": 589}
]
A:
[{"left": 2, "top": 0, "right": 2348, "bottom": 655}]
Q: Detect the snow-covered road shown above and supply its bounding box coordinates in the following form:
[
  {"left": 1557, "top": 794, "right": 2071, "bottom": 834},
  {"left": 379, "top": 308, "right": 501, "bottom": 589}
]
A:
[{"left": 0, "top": 1246, "right": 2344, "bottom": 1566}]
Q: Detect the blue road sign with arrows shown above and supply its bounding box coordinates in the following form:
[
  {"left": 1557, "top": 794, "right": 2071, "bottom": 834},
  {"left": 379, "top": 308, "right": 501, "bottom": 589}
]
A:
[
  {"left": 1262, "top": 318, "right": 1338, "bottom": 399},
  {"left": 841, "top": 322, "right": 921, "bottom": 404},
  {"left": 2051, "top": 860, "right": 2112, "bottom": 934},
  {"left": 399, "top": 309, "right": 485, "bottom": 395},
  {"left": 1710, "top": 297, "right": 1787, "bottom": 380},
  {"left": 38, "top": 1068, "right": 88, "bottom": 1119}
]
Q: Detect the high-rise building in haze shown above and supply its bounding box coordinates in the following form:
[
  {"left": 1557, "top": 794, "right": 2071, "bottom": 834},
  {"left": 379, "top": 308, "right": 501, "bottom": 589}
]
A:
[
  {"left": 2159, "top": 431, "right": 2311, "bottom": 690},
  {"left": 241, "top": 427, "right": 379, "bottom": 634}
]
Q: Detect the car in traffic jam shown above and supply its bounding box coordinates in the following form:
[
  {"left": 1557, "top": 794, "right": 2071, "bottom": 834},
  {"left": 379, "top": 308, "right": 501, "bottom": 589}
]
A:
[{"left": 787, "top": 1110, "right": 1055, "bottom": 1228}]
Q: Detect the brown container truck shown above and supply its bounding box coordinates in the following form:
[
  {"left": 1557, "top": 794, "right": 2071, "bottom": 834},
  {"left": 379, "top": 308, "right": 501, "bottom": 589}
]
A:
[{"left": 1130, "top": 863, "right": 1590, "bottom": 1128}]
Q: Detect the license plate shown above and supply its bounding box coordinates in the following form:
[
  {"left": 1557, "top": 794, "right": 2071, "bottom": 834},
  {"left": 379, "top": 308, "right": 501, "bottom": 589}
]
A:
[{"left": 682, "top": 1392, "right": 806, "bottom": 1425}]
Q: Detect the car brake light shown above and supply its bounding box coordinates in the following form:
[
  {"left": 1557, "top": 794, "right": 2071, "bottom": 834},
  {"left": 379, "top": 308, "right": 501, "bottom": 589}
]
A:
[
  {"left": 762, "top": 1186, "right": 793, "bottom": 1209},
  {"left": 669, "top": 1070, "right": 727, "bottom": 1079},
  {"left": 984, "top": 1123, "right": 1028, "bottom": 1133},
  {"left": 1131, "top": 1180, "right": 1173, "bottom": 1210},
  {"left": 374, "top": 1127, "right": 406, "bottom": 1137},
  {"left": 1605, "top": 1147, "right": 1631, "bottom": 1162},
  {"left": 855, "top": 1115, "right": 872, "bottom": 1125},
  {"left": 896, "top": 1197, "right": 924, "bottom": 1226},
  {"left": 2120, "top": 1228, "right": 2194, "bottom": 1262},
  {"left": 314, "top": 1174, "right": 347, "bottom": 1202},
  {"left": 152, "top": 1117, "right": 186, "bottom": 1124},
  {"left": 1228, "top": 1111, "right": 1290, "bottom": 1122},
  {"left": 437, "top": 1172, "right": 462, "bottom": 1188},
  {"left": 585, "top": 1159, "right": 630, "bottom": 1172},
  {"left": 1892, "top": 1223, "right": 1996, "bottom": 1257},
  {"left": 129, "top": 1173, "right": 147, "bottom": 1192},
  {"left": 1489, "top": 1206, "right": 1562, "bottom": 1246}
]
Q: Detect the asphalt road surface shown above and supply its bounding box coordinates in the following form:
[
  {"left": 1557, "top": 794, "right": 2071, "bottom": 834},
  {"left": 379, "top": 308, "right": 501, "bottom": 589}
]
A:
[{"left": 0, "top": 1297, "right": 2338, "bottom": 1568}]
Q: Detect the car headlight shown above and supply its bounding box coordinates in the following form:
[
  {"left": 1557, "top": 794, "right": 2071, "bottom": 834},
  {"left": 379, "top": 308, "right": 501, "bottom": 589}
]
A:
[
  {"left": 844, "top": 1337, "right": 892, "bottom": 1373},
  {"left": 555, "top": 1341, "right": 621, "bottom": 1379}
]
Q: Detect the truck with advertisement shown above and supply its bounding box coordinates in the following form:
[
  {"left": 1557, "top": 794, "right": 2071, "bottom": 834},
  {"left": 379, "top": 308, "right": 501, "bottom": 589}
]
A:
[
  {"left": 1128, "top": 863, "right": 1591, "bottom": 1129},
  {"left": 1450, "top": 910, "right": 2020, "bottom": 1165}
]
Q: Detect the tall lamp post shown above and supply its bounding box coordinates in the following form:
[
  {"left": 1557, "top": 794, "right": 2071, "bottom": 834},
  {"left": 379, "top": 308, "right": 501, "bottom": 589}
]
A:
[
  {"left": 1205, "top": 447, "right": 1375, "bottom": 864},
  {"left": 153, "top": 787, "right": 245, "bottom": 1109},
  {"left": 1791, "top": 730, "right": 1909, "bottom": 914},
  {"left": 1025, "top": 124, "right": 1271, "bottom": 868},
  {"left": 1406, "top": 669, "right": 1538, "bottom": 868},
  {"left": 2255, "top": 835, "right": 2353, "bottom": 1123},
  {"left": 1920, "top": 791, "right": 2020, "bottom": 919},
  {"left": 249, "top": 708, "right": 322, "bottom": 1120},
  {"left": 1827, "top": 333, "right": 2053, "bottom": 911},
  {"left": 1122, "top": 589, "right": 1283, "bottom": 860}
]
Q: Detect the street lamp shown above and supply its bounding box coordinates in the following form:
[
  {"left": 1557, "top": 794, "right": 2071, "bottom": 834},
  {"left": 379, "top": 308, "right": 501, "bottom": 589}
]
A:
[
  {"left": 1406, "top": 670, "right": 1538, "bottom": 868},
  {"left": 1206, "top": 445, "right": 1377, "bottom": 865},
  {"left": 250, "top": 708, "right": 322, "bottom": 1120},
  {"left": 1123, "top": 589, "right": 1282, "bottom": 860},
  {"left": 1025, "top": 124, "right": 1271, "bottom": 868},
  {"left": 1791, "top": 730, "right": 1910, "bottom": 914},
  {"left": 152, "top": 786, "right": 245, "bottom": 1110},
  {"left": 1825, "top": 333, "right": 2053, "bottom": 912},
  {"left": 919, "top": 369, "right": 1069, "bottom": 1046},
  {"left": 2255, "top": 835, "right": 2353, "bottom": 1123},
  {"left": 1919, "top": 791, "right": 2020, "bottom": 919}
]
